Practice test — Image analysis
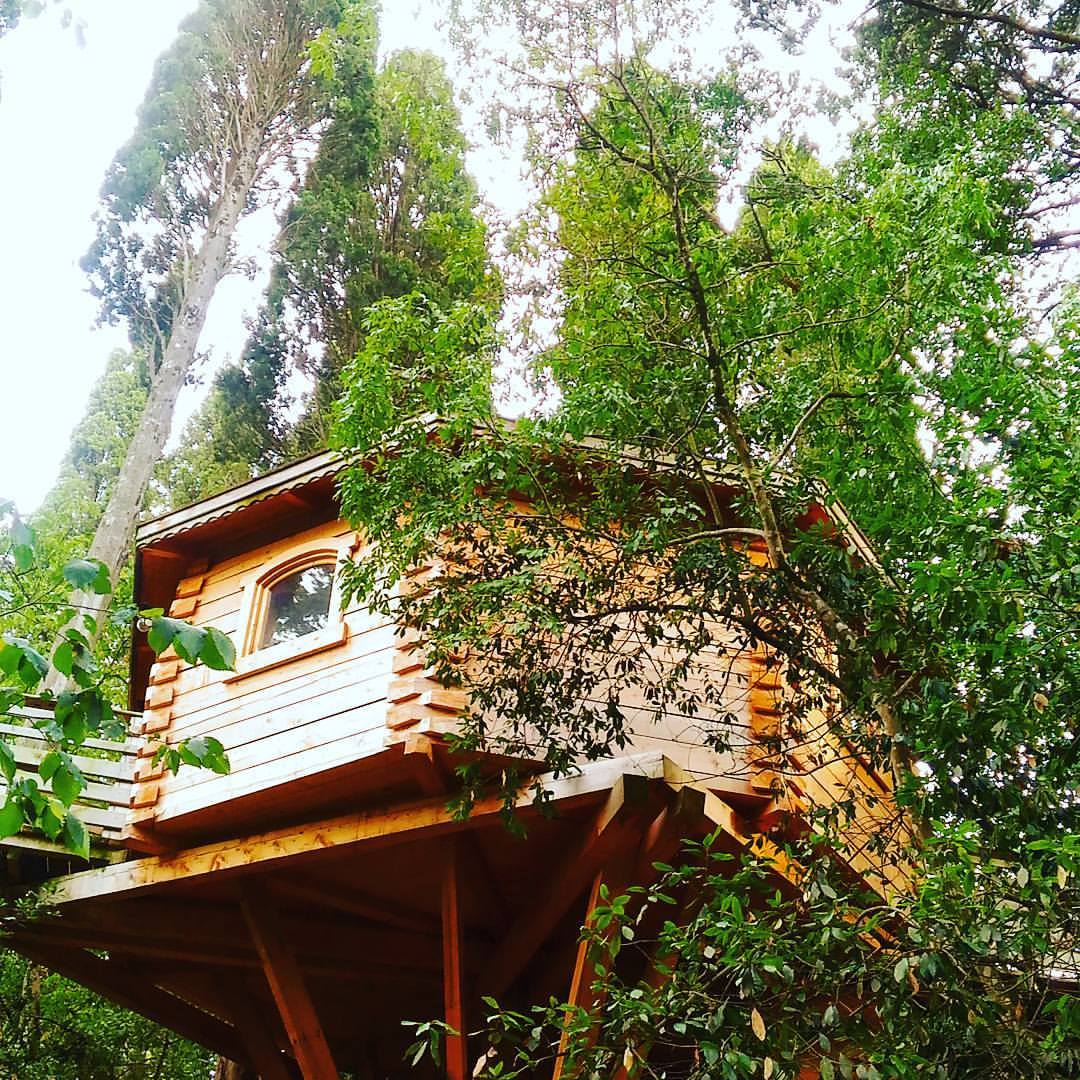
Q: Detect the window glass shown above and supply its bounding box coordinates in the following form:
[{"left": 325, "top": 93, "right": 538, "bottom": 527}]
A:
[{"left": 259, "top": 563, "right": 334, "bottom": 649}]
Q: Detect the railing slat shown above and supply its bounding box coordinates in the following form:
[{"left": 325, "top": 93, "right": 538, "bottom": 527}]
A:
[{"left": 1, "top": 704, "right": 138, "bottom": 856}]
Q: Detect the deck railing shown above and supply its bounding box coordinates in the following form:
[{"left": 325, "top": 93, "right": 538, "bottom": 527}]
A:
[{"left": 0, "top": 701, "right": 138, "bottom": 861}]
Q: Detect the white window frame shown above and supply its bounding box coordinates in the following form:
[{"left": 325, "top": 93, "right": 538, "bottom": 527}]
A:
[{"left": 226, "top": 537, "right": 351, "bottom": 682}]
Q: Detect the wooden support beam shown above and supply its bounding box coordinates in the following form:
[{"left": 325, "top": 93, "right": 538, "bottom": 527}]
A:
[
  {"left": 53, "top": 752, "right": 673, "bottom": 908},
  {"left": 11, "top": 941, "right": 247, "bottom": 1064},
  {"left": 634, "top": 786, "right": 707, "bottom": 881},
  {"left": 240, "top": 887, "right": 341, "bottom": 1080},
  {"left": 553, "top": 786, "right": 708, "bottom": 1080},
  {"left": 14, "top": 925, "right": 259, "bottom": 970},
  {"left": 442, "top": 837, "right": 469, "bottom": 1080},
  {"left": 554, "top": 872, "right": 604, "bottom": 1080},
  {"left": 481, "top": 773, "right": 660, "bottom": 997}
]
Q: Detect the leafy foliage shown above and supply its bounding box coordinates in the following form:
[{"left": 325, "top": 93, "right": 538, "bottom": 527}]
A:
[
  {"left": 0, "top": 510, "right": 233, "bottom": 858},
  {"left": 0, "top": 950, "right": 212, "bottom": 1078},
  {"left": 335, "top": 0, "right": 1080, "bottom": 1071},
  {"left": 463, "top": 831, "right": 1080, "bottom": 1079},
  {"left": 81, "top": 0, "right": 360, "bottom": 364},
  {"left": 163, "top": 46, "right": 498, "bottom": 504}
]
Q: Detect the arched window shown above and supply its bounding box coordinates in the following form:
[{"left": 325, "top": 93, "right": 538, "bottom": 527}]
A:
[
  {"left": 229, "top": 540, "right": 353, "bottom": 680},
  {"left": 258, "top": 561, "right": 335, "bottom": 649}
]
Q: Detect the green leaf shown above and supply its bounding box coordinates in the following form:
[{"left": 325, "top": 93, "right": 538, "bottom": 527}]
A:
[
  {"left": 52, "top": 641, "right": 74, "bottom": 677},
  {"left": 61, "top": 706, "right": 87, "bottom": 747},
  {"left": 52, "top": 764, "right": 83, "bottom": 807},
  {"left": 0, "top": 799, "right": 22, "bottom": 838},
  {"left": 62, "top": 558, "right": 112, "bottom": 594},
  {"left": 10, "top": 517, "right": 34, "bottom": 571},
  {"left": 38, "top": 750, "right": 61, "bottom": 781},
  {"left": 201, "top": 626, "right": 237, "bottom": 671},
  {"left": 0, "top": 740, "right": 15, "bottom": 783},
  {"left": 173, "top": 624, "right": 207, "bottom": 665},
  {"left": 147, "top": 616, "right": 182, "bottom": 655},
  {"left": 1, "top": 637, "right": 48, "bottom": 688},
  {"left": 63, "top": 812, "right": 90, "bottom": 860},
  {"left": 37, "top": 799, "right": 64, "bottom": 840},
  {"left": 0, "top": 645, "right": 19, "bottom": 677}
]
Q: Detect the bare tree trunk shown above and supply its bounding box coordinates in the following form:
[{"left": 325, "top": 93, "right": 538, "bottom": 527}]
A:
[
  {"left": 45, "top": 141, "right": 261, "bottom": 691},
  {"left": 213, "top": 1057, "right": 256, "bottom": 1080}
]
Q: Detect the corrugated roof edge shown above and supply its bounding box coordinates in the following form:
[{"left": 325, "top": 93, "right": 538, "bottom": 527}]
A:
[{"left": 135, "top": 448, "right": 347, "bottom": 548}]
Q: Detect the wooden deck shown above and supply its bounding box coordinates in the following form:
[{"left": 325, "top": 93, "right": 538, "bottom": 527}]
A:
[{"left": 8, "top": 753, "right": 782, "bottom": 1078}]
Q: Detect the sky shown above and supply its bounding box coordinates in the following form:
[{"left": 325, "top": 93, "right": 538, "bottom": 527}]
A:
[{"left": 0, "top": 0, "right": 857, "bottom": 514}]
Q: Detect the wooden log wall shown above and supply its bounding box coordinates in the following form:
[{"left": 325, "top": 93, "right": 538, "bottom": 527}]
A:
[
  {"left": 126, "top": 521, "right": 398, "bottom": 846},
  {"left": 124, "top": 517, "right": 911, "bottom": 893}
]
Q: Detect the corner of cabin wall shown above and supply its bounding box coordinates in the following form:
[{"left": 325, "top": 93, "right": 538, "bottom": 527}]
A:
[
  {"left": 123, "top": 573, "right": 205, "bottom": 853},
  {"left": 383, "top": 629, "right": 468, "bottom": 747}
]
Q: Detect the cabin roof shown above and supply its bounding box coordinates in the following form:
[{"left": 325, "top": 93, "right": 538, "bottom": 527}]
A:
[{"left": 137, "top": 448, "right": 344, "bottom": 548}]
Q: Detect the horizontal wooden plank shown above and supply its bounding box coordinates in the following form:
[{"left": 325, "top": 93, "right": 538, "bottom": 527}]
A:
[
  {"left": 154, "top": 724, "right": 392, "bottom": 823},
  {"left": 162, "top": 622, "right": 396, "bottom": 736},
  {"left": 165, "top": 639, "right": 395, "bottom": 746},
  {"left": 165, "top": 669, "right": 391, "bottom": 759},
  {"left": 0, "top": 832, "right": 128, "bottom": 861},
  {"left": 5, "top": 739, "right": 134, "bottom": 782},
  {"left": 0, "top": 781, "right": 126, "bottom": 830},
  {"left": 164, "top": 611, "right": 394, "bottom": 708},
  {"left": 1, "top": 777, "right": 128, "bottom": 812},
  {"left": 194, "top": 520, "right": 356, "bottom": 598},
  {"left": 0, "top": 720, "right": 137, "bottom": 757},
  {"left": 158, "top": 700, "right": 390, "bottom": 805}
]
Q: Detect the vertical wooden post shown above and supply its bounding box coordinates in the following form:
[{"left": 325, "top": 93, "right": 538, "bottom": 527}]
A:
[
  {"left": 551, "top": 873, "right": 603, "bottom": 1080},
  {"left": 442, "top": 837, "right": 469, "bottom": 1080},
  {"left": 240, "top": 887, "right": 340, "bottom": 1080}
]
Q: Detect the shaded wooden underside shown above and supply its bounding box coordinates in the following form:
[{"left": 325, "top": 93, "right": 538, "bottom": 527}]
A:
[{"left": 5, "top": 752, "right": 783, "bottom": 1079}]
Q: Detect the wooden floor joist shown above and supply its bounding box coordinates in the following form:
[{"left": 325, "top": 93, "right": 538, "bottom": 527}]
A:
[
  {"left": 271, "top": 876, "right": 442, "bottom": 937},
  {"left": 241, "top": 887, "right": 341, "bottom": 1080}
]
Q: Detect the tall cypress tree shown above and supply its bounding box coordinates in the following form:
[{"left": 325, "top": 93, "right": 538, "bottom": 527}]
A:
[{"left": 162, "top": 48, "right": 497, "bottom": 505}]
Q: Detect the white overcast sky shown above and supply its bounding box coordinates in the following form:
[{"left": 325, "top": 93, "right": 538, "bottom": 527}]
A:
[{"left": 0, "top": 0, "right": 856, "bottom": 513}]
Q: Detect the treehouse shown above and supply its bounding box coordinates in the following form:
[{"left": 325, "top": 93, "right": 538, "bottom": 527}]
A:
[{"left": 0, "top": 449, "right": 912, "bottom": 1080}]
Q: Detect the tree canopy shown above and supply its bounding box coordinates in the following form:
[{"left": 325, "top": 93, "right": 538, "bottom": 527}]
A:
[
  {"left": 333, "top": 0, "right": 1080, "bottom": 1073},
  {"left": 2, "top": 0, "right": 1078, "bottom": 1072},
  {"left": 163, "top": 45, "right": 498, "bottom": 505}
]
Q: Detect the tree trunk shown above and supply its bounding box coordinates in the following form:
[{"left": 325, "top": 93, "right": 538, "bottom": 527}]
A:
[
  {"left": 45, "top": 141, "right": 262, "bottom": 691},
  {"left": 213, "top": 1057, "right": 256, "bottom": 1080}
]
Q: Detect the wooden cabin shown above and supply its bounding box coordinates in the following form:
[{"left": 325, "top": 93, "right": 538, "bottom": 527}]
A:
[{"left": 1, "top": 450, "right": 910, "bottom": 1080}]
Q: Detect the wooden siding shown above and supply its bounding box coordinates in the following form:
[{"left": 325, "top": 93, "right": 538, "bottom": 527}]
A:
[
  {"left": 126, "top": 519, "right": 910, "bottom": 901},
  {"left": 127, "top": 520, "right": 398, "bottom": 844}
]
